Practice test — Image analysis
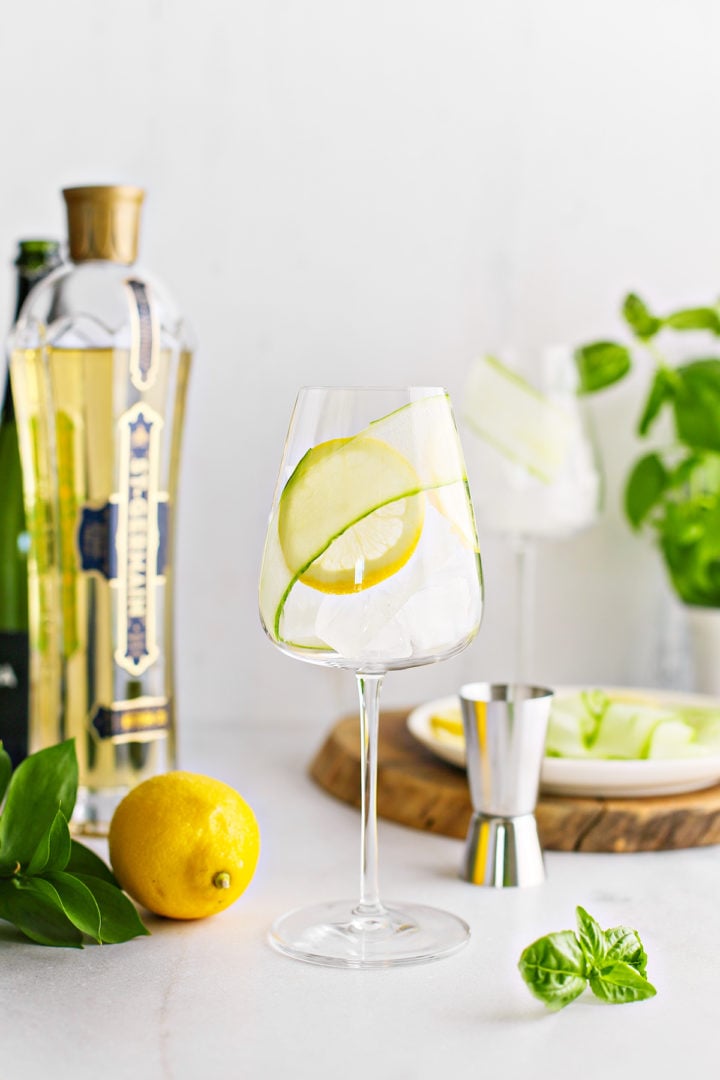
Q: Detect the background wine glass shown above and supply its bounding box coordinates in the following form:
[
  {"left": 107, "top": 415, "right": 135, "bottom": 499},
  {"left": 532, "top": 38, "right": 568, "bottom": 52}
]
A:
[
  {"left": 462, "top": 347, "right": 602, "bottom": 683},
  {"left": 259, "top": 386, "right": 483, "bottom": 968}
]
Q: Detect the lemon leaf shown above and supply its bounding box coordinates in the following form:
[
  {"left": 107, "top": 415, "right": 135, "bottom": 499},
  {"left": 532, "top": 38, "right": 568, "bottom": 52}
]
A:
[
  {"left": 0, "top": 740, "right": 77, "bottom": 872},
  {"left": 0, "top": 742, "right": 149, "bottom": 947},
  {"left": 0, "top": 878, "right": 83, "bottom": 948},
  {"left": 73, "top": 873, "right": 150, "bottom": 943},
  {"left": 41, "top": 872, "right": 102, "bottom": 943},
  {"left": 67, "top": 839, "right": 120, "bottom": 887},
  {"left": 26, "top": 810, "right": 72, "bottom": 876}
]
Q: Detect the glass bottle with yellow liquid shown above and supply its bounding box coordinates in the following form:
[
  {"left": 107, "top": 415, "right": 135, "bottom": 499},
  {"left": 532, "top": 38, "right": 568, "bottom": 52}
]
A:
[{"left": 10, "top": 186, "right": 193, "bottom": 831}]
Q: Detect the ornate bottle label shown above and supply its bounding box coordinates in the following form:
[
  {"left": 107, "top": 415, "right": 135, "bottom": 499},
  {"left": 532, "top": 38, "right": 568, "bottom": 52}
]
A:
[
  {"left": 77, "top": 406, "right": 170, "bottom": 735},
  {"left": 125, "top": 279, "right": 159, "bottom": 391},
  {"left": 113, "top": 402, "right": 165, "bottom": 677},
  {"left": 74, "top": 278, "right": 172, "bottom": 742},
  {"left": 89, "top": 697, "right": 172, "bottom": 742}
]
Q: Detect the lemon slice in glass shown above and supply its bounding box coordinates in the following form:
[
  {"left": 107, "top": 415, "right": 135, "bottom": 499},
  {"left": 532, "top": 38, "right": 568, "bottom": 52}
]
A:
[{"left": 278, "top": 435, "right": 425, "bottom": 594}]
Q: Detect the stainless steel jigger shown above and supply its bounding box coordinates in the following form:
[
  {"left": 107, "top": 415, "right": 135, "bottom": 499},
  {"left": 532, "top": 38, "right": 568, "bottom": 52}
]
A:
[{"left": 459, "top": 683, "right": 554, "bottom": 888}]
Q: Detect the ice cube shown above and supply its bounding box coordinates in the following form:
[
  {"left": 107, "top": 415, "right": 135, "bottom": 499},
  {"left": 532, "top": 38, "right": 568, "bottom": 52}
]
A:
[
  {"left": 400, "top": 577, "right": 476, "bottom": 652},
  {"left": 315, "top": 583, "right": 413, "bottom": 660}
]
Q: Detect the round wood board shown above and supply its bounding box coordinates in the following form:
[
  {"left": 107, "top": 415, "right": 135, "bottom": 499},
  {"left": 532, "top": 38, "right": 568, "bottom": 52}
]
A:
[{"left": 309, "top": 709, "right": 720, "bottom": 853}]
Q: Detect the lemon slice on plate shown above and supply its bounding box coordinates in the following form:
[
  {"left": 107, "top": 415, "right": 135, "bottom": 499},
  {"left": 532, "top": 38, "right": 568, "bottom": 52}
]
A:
[
  {"left": 428, "top": 705, "right": 463, "bottom": 741},
  {"left": 278, "top": 435, "right": 425, "bottom": 594}
]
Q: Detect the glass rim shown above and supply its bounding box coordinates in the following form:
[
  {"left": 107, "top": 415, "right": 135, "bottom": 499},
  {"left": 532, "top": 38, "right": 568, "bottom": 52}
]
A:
[
  {"left": 459, "top": 682, "right": 555, "bottom": 703},
  {"left": 295, "top": 384, "right": 448, "bottom": 394}
]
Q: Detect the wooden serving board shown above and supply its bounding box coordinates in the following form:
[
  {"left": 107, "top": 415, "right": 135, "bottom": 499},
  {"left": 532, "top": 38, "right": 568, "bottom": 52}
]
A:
[{"left": 309, "top": 709, "right": 720, "bottom": 853}]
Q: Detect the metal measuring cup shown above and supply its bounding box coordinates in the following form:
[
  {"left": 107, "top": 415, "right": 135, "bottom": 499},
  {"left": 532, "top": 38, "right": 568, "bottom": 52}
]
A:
[{"left": 459, "top": 683, "right": 554, "bottom": 888}]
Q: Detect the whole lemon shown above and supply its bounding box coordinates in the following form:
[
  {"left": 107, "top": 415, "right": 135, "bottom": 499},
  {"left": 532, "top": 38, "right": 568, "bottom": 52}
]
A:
[{"left": 108, "top": 771, "right": 260, "bottom": 920}]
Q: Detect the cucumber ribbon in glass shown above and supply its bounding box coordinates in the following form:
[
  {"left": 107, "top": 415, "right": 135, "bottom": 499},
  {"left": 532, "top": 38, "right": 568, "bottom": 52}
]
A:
[{"left": 260, "top": 393, "right": 478, "bottom": 647}]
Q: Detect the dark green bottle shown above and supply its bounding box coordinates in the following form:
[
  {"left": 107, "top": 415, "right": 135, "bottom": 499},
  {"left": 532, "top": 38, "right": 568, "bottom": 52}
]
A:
[{"left": 0, "top": 239, "right": 61, "bottom": 766}]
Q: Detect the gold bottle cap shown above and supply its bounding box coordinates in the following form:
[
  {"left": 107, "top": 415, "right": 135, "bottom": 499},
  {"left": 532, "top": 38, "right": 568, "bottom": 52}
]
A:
[{"left": 62, "top": 185, "right": 145, "bottom": 265}]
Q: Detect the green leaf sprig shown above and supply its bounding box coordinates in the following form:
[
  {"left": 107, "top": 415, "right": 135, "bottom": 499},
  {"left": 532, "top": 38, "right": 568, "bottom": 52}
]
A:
[
  {"left": 0, "top": 739, "right": 148, "bottom": 948},
  {"left": 518, "top": 906, "right": 657, "bottom": 1010},
  {"left": 574, "top": 293, "right": 720, "bottom": 606}
]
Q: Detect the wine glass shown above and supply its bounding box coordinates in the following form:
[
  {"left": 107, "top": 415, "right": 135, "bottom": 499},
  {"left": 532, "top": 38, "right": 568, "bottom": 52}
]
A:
[
  {"left": 259, "top": 386, "right": 483, "bottom": 968},
  {"left": 462, "top": 347, "right": 602, "bottom": 682}
]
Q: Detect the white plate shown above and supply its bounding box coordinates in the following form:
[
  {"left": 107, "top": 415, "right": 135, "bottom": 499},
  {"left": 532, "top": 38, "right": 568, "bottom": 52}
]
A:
[{"left": 406, "top": 688, "right": 720, "bottom": 798}]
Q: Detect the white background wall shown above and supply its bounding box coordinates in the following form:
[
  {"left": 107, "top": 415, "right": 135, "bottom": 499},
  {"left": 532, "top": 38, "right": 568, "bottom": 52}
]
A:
[{"left": 1, "top": 0, "right": 718, "bottom": 753}]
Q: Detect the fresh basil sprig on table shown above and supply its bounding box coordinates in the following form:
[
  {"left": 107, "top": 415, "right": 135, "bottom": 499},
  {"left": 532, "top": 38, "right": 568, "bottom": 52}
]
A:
[
  {"left": 0, "top": 739, "right": 149, "bottom": 947},
  {"left": 518, "top": 906, "right": 657, "bottom": 1010},
  {"left": 574, "top": 293, "right": 720, "bottom": 606}
]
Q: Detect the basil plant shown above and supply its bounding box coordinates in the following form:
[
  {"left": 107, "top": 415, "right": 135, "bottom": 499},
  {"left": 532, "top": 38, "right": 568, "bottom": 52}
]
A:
[{"left": 575, "top": 294, "right": 720, "bottom": 607}]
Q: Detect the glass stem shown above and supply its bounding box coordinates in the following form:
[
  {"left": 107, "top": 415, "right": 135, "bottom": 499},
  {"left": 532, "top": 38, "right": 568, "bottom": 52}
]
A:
[
  {"left": 513, "top": 535, "right": 536, "bottom": 685},
  {"left": 355, "top": 671, "right": 385, "bottom": 916}
]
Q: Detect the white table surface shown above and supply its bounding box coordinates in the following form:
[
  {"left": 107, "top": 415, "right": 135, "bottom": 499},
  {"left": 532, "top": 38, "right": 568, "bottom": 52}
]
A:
[{"left": 3, "top": 717, "right": 719, "bottom": 1080}]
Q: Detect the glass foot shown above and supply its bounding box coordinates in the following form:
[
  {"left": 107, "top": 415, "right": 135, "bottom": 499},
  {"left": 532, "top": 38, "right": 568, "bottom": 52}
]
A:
[{"left": 268, "top": 899, "right": 470, "bottom": 969}]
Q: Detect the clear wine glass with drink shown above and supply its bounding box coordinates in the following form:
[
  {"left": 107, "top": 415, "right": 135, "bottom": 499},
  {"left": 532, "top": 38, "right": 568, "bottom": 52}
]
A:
[
  {"left": 463, "top": 347, "right": 602, "bottom": 682},
  {"left": 259, "top": 386, "right": 483, "bottom": 968}
]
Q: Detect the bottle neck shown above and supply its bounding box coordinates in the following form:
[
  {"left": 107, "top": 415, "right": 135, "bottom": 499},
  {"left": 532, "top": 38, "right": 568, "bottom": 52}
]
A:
[
  {"left": 15, "top": 271, "right": 44, "bottom": 321},
  {"left": 14, "top": 254, "right": 62, "bottom": 321},
  {"left": 14, "top": 260, "right": 62, "bottom": 321},
  {"left": 1, "top": 375, "right": 14, "bottom": 422},
  {"left": 4, "top": 243, "right": 62, "bottom": 419}
]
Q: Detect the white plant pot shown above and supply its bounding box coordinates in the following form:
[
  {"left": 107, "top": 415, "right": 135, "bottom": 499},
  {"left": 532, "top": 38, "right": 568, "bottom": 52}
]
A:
[{"left": 685, "top": 605, "right": 720, "bottom": 696}]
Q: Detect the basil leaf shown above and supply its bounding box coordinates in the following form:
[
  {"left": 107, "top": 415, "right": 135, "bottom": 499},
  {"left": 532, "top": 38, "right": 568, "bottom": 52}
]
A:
[
  {"left": 625, "top": 453, "right": 669, "bottom": 529},
  {"left": 0, "top": 740, "right": 78, "bottom": 872},
  {"left": 637, "top": 367, "right": 674, "bottom": 436},
  {"left": 661, "top": 500, "right": 720, "bottom": 605},
  {"left": 42, "top": 871, "right": 102, "bottom": 942},
  {"left": 574, "top": 342, "right": 632, "bottom": 394},
  {"left": 520, "top": 908, "right": 656, "bottom": 1010},
  {"left": 604, "top": 925, "right": 648, "bottom": 977},
  {"left": 589, "top": 960, "right": 657, "bottom": 1004},
  {"left": 672, "top": 451, "right": 709, "bottom": 488},
  {"left": 671, "top": 360, "right": 720, "bottom": 452},
  {"left": 518, "top": 930, "right": 587, "bottom": 1010},
  {"left": 74, "top": 874, "right": 150, "bottom": 944},
  {"left": 0, "top": 745, "right": 11, "bottom": 804},
  {"left": 621, "top": 293, "right": 660, "bottom": 339},
  {"left": 0, "top": 877, "right": 83, "bottom": 948},
  {"left": 686, "top": 450, "right": 720, "bottom": 491},
  {"left": 623, "top": 293, "right": 662, "bottom": 340},
  {"left": 576, "top": 906, "right": 605, "bottom": 967},
  {"left": 26, "top": 810, "right": 72, "bottom": 876},
  {"left": 663, "top": 307, "right": 720, "bottom": 334},
  {"left": 66, "top": 839, "right": 119, "bottom": 887}
]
